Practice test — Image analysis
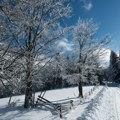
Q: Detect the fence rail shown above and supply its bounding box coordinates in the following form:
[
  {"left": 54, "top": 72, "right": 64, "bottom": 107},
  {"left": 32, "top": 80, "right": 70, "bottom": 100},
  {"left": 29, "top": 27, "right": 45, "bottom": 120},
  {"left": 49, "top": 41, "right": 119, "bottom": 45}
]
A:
[{"left": 35, "top": 85, "right": 99, "bottom": 119}]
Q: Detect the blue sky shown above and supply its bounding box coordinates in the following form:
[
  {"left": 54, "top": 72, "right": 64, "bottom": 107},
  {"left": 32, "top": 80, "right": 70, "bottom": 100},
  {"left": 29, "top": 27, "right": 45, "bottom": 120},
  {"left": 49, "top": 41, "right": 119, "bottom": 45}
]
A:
[{"left": 65, "top": 0, "right": 120, "bottom": 52}]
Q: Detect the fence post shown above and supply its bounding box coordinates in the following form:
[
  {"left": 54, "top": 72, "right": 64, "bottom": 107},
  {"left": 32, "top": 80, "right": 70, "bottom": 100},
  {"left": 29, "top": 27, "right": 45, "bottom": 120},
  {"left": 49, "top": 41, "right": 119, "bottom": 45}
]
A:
[
  {"left": 91, "top": 89, "right": 93, "bottom": 94},
  {"left": 57, "top": 104, "right": 63, "bottom": 119},
  {"left": 32, "top": 92, "right": 35, "bottom": 107},
  {"left": 93, "top": 88, "right": 94, "bottom": 91},
  {"left": 89, "top": 91, "right": 91, "bottom": 95},
  {"left": 70, "top": 100, "right": 74, "bottom": 110},
  {"left": 84, "top": 94, "right": 87, "bottom": 100}
]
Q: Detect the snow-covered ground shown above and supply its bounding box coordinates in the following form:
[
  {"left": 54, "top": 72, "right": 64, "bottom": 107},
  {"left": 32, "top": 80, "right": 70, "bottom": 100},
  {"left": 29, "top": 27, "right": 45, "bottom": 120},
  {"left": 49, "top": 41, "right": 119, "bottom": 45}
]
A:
[
  {"left": 81, "top": 86, "right": 120, "bottom": 120},
  {"left": 0, "top": 85, "right": 120, "bottom": 120}
]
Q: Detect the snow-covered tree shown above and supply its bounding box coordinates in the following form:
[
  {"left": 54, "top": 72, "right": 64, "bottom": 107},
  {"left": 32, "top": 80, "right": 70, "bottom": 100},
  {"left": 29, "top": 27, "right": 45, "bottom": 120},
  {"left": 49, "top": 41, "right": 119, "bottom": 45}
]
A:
[
  {"left": 39, "top": 53, "right": 71, "bottom": 89},
  {"left": 109, "top": 50, "right": 118, "bottom": 81},
  {"left": 70, "top": 18, "right": 111, "bottom": 97},
  {"left": 0, "top": 52, "right": 25, "bottom": 99},
  {"left": 108, "top": 50, "right": 120, "bottom": 82},
  {"left": 0, "top": 0, "right": 72, "bottom": 108}
]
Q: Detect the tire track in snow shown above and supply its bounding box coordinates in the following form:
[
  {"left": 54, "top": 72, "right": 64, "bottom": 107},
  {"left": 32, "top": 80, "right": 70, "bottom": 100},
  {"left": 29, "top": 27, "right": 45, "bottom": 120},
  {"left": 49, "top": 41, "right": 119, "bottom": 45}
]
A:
[
  {"left": 112, "top": 88, "right": 120, "bottom": 120},
  {"left": 108, "top": 88, "right": 118, "bottom": 120}
]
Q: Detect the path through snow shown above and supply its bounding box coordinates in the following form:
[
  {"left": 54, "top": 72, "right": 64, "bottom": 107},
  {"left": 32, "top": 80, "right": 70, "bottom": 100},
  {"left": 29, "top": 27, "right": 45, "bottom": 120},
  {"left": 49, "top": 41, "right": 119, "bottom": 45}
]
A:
[{"left": 67, "top": 87, "right": 120, "bottom": 120}]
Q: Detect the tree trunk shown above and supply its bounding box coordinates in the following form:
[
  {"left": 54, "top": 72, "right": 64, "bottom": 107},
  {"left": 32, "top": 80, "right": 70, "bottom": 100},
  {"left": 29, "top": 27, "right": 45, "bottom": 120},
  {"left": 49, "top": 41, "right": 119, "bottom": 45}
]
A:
[
  {"left": 24, "top": 56, "right": 33, "bottom": 108},
  {"left": 24, "top": 39, "right": 33, "bottom": 108},
  {"left": 24, "top": 79, "right": 32, "bottom": 108},
  {"left": 78, "top": 80, "right": 83, "bottom": 98}
]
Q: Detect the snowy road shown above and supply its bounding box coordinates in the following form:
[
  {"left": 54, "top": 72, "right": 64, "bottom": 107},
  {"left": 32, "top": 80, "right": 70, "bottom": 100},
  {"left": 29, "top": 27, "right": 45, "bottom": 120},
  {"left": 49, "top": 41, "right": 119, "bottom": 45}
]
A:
[
  {"left": 66, "top": 87, "right": 120, "bottom": 120},
  {"left": 97, "top": 87, "right": 120, "bottom": 120},
  {"left": 112, "top": 88, "right": 120, "bottom": 120}
]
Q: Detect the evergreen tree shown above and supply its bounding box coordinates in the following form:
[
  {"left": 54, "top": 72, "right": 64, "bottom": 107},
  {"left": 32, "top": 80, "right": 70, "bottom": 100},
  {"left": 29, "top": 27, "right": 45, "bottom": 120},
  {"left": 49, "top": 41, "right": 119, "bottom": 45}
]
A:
[{"left": 109, "top": 50, "right": 119, "bottom": 82}]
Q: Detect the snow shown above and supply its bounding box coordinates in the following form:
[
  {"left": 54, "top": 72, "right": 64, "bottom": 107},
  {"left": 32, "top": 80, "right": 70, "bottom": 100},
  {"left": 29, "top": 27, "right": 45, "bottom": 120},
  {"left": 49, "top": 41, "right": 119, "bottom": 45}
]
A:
[
  {"left": 84, "top": 87, "right": 120, "bottom": 120},
  {"left": 1, "top": 85, "right": 120, "bottom": 120},
  {"left": 0, "top": 86, "right": 93, "bottom": 120},
  {"left": 67, "top": 86, "right": 120, "bottom": 120}
]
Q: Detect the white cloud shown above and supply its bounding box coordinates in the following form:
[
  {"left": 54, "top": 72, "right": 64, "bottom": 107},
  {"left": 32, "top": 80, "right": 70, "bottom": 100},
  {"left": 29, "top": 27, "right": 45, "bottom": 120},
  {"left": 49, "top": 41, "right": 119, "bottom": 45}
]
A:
[
  {"left": 81, "top": 0, "right": 93, "bottom": 11},
  {"left": 58, "top": 38, "right": 73, "bottom": 51},
  {"left": 83, "top": 2, "right": 93, "bottom": 11}
]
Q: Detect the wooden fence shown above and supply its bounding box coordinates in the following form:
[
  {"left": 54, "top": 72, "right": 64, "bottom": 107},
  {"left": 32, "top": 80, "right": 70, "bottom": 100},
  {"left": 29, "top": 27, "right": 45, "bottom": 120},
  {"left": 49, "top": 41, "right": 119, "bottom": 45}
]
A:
[{"left": 34, "top": 85, "right": 99, "bottom": 119}]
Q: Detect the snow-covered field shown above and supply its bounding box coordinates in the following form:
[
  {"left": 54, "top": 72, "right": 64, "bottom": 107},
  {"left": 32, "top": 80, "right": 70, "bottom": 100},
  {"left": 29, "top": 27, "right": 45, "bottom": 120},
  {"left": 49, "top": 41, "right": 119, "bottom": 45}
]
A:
[{"left": 0, "top": 85, "right": 120, "bottom": 120}]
